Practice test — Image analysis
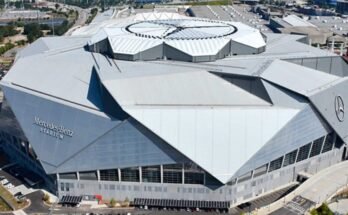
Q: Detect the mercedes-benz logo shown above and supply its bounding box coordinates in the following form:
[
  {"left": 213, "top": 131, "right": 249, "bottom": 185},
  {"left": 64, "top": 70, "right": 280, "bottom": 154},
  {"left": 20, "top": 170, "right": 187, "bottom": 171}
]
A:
[
  {"left": 335, "top": 95, "right": 345, "bottom": 122},
  {"left": 125, "top": 20, "right": 238, "bottom": 40}
]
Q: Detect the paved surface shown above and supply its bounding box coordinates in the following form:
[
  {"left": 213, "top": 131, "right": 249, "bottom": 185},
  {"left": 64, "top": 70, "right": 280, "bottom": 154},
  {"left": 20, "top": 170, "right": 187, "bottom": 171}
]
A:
[
  {"left": 12, "top": 210, "right": 27, "bottom": 215},
  {"left": 51, "top": 209, "right": 224, "bottom": 215},
  {"left": 8, "top": 185, "right": 35, "bottom": 196},
  {"left": 329, "top": 198, "right": 348, "bottom": 215},
  {"left": 43, "top": 0, "right": 90, "bottom": 36},
  {"left": 257, "top": 160, "right": 348, "bottom": 214},
  {"left": 0, "top": 169, "right": 23, "bottom": 187},
  {"left": 309, "top": 17, "right": 348, "bottom": 37},
  {"left": 23, "top": 190, "right": 49, "bottom": 214},
  {"left": 270, "top": 196, "right": 315, "bottom": 215},
  {"left": 230, "top": 183, "right": 298, "bottom": 214},
  {"left": 190, "top": 5, "right": 271, "bottom": 32}
]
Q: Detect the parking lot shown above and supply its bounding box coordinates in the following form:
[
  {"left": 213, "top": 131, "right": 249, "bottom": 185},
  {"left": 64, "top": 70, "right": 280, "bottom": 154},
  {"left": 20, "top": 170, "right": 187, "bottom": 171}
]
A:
[
  {"left": 190, "top": 5, "right": 271, "bottom": 32},
  {"left": 0, "top": 151, "right": 50, "bottom": 214},
  {"left": 0, "top": 163, "right": 43, "bottom": 196}
]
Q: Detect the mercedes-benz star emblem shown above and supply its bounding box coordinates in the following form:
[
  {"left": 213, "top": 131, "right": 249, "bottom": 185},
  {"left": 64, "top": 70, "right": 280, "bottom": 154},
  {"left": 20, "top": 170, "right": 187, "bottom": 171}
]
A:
[
  {"left": 335, "top": 95, "right": 345, "bottom": 122},
  {"left": 125, "top": 20, "right": 238, "bottom": 40}
]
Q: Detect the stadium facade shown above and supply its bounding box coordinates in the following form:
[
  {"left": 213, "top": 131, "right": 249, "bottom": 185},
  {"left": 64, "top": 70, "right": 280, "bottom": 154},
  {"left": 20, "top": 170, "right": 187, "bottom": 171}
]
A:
[{"left": 1, "top": 11, "right": 348, "bottom": 209}]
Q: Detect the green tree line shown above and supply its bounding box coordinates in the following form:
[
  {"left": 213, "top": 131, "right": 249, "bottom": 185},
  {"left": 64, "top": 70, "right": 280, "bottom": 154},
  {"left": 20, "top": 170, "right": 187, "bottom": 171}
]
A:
[{"left": 0, "top": 25, "right": 19, "bottom": 42}]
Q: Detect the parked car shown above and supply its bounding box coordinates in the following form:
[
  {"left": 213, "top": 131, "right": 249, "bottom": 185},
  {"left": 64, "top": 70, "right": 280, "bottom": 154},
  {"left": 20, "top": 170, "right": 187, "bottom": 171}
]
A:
[
  {"left": 14, "top": 192, "right": 23, "bottom": 197},
  {"left": 0, "top": 179, "right": 8, "bottom": 185},
  {"left": 16, "top": 195, "right": 26, "bottom": 201},
  {"left": 4, "top": 183, "right": 14, "bottom": 189}
]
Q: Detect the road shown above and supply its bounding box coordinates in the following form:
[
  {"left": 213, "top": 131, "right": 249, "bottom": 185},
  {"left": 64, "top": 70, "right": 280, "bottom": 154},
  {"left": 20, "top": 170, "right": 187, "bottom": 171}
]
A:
[
  {"left": 42, "top": 1, "right": 90, "bottom": 35},
  {"left": 257, "top": 160, "right": 348, "bottom": 214},
  {"left": 23, "top": 191, "right": 50, "bottom": 214}
]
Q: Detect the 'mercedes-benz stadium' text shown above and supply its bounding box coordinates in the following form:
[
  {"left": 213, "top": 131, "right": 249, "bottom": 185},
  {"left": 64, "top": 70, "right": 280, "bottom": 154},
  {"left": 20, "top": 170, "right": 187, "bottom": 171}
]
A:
[{"left": 33, "top": 117, "right": 74, "bottom": 140}]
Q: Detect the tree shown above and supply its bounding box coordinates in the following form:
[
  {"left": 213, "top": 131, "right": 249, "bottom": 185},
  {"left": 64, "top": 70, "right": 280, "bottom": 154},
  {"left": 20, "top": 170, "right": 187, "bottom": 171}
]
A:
[
  {"left": 0, "top": 0, "right": 4, "bottom": 9},
  {"left": 24, "top": 23, "right": 43, "bottom": 43},
  {"left": 0, "top": 43, "right": 15, "bottom": 56},
  {"left": 55, "top": 3, "right": 60, "bottom": 10},
  {"left": 0, "top": 25, "right": 19, "bottom": 39},
  {"left": 310, "top": 203, "right": 334, "bottom": 215},
  {"left": 14, "top": 1, "right": 21, "bottom": 9},
  {"left": 42, "top": 193, "right": 50, "bottom": 203},
  {"left": 110, "top": 198, "right": 116, "bottom": 208}
]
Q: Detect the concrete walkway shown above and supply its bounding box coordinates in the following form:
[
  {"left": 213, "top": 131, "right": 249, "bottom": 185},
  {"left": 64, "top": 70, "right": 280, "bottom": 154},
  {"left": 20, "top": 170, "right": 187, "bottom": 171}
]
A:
[
  {"left": 257, "top": 160, "right": 348, "bottom": 214},
  {"left": 329, "top": 199, "right": 348, "bottom": 214},
  {"left": 12, "top": 210, "right": 27, "bottom": 215}
]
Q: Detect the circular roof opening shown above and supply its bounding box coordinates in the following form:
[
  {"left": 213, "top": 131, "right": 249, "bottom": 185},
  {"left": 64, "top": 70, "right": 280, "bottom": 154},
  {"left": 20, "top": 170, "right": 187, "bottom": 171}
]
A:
[
  {"left": 125, "top": 19, "right": 238, "bottom": 40},
  {"left": 88, "top": 17, "right": 266, "bottom": 62}
]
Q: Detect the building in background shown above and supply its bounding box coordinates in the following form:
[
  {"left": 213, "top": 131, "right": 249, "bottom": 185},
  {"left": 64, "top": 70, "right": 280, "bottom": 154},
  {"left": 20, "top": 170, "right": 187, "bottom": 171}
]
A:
[
  {"left": 1, "top": 11, "right": 348, "bottom": 211},
  {"left": 270, "top": 14, "right": 333, "bottom": 44},
  {"left": 337, "top": 0, "right": 348, "bottom": 15}
]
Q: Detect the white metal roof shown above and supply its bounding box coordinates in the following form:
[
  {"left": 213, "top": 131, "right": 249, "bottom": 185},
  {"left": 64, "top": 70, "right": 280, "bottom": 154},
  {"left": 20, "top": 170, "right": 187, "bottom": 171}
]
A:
[
  {"left": 1, "top": 12, "right": 345, "bottom": 182},
  {"left": 102, "top": 69, "right": 270, "bottom": 106},
  {"left": 109, "top": 36, "right": 162, "bottom": 55},
  {"left": 87, "top": 15, "right": 266, "bottom": 61},
  {"left": 165, "top": 38, "right": 230, "bottom": 56},
  {"left": 261, "top": 60, "right": 340, "bottom": 96},
  {"left": 283, "top": 15, "right": 316, "bottom": 27},
  {"left": 126, "top": 106, "right": 299, "bottom": 183},
  {"left": 133, "top": 12, "right": 185, "bottom": 21}
]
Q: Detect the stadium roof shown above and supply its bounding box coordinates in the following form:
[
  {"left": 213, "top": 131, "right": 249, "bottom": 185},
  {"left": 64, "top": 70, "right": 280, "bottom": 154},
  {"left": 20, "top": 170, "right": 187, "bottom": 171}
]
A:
[
  {"left": 85, "top": 14, "right": 266, "bottom": 61},
  {"left": 2, "top": 12, "right": 348, "bottom": 184}
]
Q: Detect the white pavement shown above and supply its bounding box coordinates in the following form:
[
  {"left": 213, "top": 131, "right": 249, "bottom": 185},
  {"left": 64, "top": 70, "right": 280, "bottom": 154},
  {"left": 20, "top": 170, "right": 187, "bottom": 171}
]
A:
[
  {"left": 8, "top": 184, "right": 35, "bottom": 196},
  {"left": 43, "top": 190, "right": 59, "bottom": 203},
  {"left": 13, "top": 210, "right": 27, "bottom": 215},
  {"left": 256, "top": 160, "right": 348, "bottom": 214},
  {"left": 329, "top": 199, "right": 348, "bottom": 214}
]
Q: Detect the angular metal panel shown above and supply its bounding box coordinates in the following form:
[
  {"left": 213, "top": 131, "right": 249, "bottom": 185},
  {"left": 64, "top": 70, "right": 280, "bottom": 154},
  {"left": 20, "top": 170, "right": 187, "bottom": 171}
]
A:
[
  {"left": 261, "top": 60, "right": 339, "bottom": 96},
  {"left": 126, "top": 106, "right": 299, "bottom": 183},
  {"left": 1, "top": 84, "right": 121, "bottom": 172},
  {"left": 55, "top": 118, "right": 188, "bottom": 173},
  {"left": 232, "top": 104, "right": 330, "bottom": 178},
  {"left": 309, "top": 78, "right": 348, "bottom": 141}
]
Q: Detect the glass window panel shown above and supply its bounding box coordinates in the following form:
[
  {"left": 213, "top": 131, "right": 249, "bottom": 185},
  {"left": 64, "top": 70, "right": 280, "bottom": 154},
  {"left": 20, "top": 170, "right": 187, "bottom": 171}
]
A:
[
  {"left": 226, "top": 178, "right": 237, "bottom": 186},
  {"left": 60, "top": 172, "right": 77, "bottom": 180},
  {"left": 310, "top": 137, "right": 324, "bottom": 157},
  {"left": 163, "top": 164, "right": 182, "bottom": 184},
  {"left": 237, "top": 171, "right": 252, "bottom": 183},
  {"left": 269, "top": 156, "right": 283, "bottom": 172},
  {"left": 253, "top": 164, "right": 268, "bottom": 177},
  {"left": 184, "top": 172, "right": 204, "bottom": 184},
  {"left": 142, "top": 166, "right": 160, "bottom": 183},
  {"left": 121, "top": 167, "right": 139, "bottom": 182},
  {"left": 100, "top": 169, "right": 119, "bottom": 181},
  {"left": 183, "top": 163, "right": 204, "bottom": 185},
  {"left": 79, "top": 171, "right": 98, "bottom": 180},
  {"left": 283, "top": 150, "right": 297, "bottom": 167},
  {"left": 297, "top": 143, "right": 311, "bottom": 162},
  {"left": 322, "top": 133, "right": 334, "bottom": 153},
  {"left": 65, "top": 183, "right": 70, "bottom": 191}
]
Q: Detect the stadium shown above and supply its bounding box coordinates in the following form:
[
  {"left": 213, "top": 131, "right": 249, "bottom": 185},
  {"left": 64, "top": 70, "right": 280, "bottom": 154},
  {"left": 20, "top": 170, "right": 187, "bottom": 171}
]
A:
[{"left": 0, "top": 11, "right": 348, "bottom": 211}]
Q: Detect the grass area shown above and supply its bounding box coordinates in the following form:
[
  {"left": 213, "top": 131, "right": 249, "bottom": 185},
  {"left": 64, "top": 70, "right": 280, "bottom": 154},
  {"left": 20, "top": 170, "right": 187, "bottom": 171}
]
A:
[
  {"left": 0, "top": 198, "right": 11, "bottom": 211},
  {"left": 86, "top": 8, "right": 98, "bottom": 24},
  {"left": 102, "top": 198, "right": 131, "bottom": 208},
  {"left": 0, "top": 43, "right": 15, "bottom": 56},
  {"left": 0, "top": 185, "right": 27, "bottom": 211},
  {"left": 310, "top": 202, "right": 334, "bottom": 215},
  {"left": 0, "top": 57, "right": 14, "bottom": 68}
]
